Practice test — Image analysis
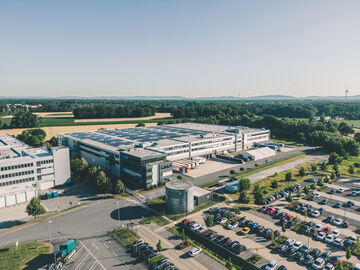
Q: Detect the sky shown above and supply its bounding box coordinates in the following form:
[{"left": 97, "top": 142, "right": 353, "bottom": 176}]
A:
[{"left": 1, "top": 0, "right": 360, "bottom": 98}]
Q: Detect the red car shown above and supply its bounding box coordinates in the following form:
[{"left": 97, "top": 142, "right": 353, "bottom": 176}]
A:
[
  {"left": 182, "top": 219, "right": 191, "bottom": 225},
  {"left": 323, "top": 227, "right": 332, "bottom": 235},
  {"left": 287, "top": 214, "right": 295, "bottom": 221},
  {"left": 267, "top": 207, "right": 275, "bottom": 214},
  {"left": 310, "top": 228, "right": 318, "bottom": 236},
  {"left": 329, "top": 256, "right": 339, "bottom": 265}
]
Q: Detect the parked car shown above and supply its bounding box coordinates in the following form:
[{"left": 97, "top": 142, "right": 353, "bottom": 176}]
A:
[
  {"left": 311, "top": 248, "right": 321, "bottom": 258},
  {"left": 303, "top": 255, "right": 315, "bottom": 265},
  {"left": 328, "top": 256, "right": 339, "bottom": 265},
  {"left": 312, "top": 257, "right": 325, "bottom": 270},
  {"left": 188, "top": 247, "right": 202, "bottom": 257},
  {"left": 294, "top": 251, "right": 304, "bottom": 261},
  {"left": 311, "top": 211, "right": 320, "bottom": 218},
  {"left": 333, "top": 238, "right": 343, "bottom": 247},
  {"left": 316, "top": 232, "right": 326, "bottom": 241},
  {"left": 325, "top": 235, "right": 334, "bottom": 243},
  {"left": 342, "top": 221, "right": 350, "bottom": 228},
  {"left": 332, "top": 218, "right": 343, "bottom": 226},
  {"left": 334, "top": 202, "right": 342, "bottom": 208},
  {"left": 284, "top": 238, "right": 295, "bottom": 246},
  {"left": 324, "top": 263, "right": 335, "bottom": 270},
  {"left": 320, "top": 199, "right": 328, "bottom": 205},
  {"left": 320, "top": 251, "right": 331, "bottom": 261},
  {"left": 265, "top": 260, "right": 278, "bottom": 270},
  {"left": 277, "top": 244, "right": 289, "bottom": 253},
  {"left": 240, "top": 227, "right": 250, "bottom": 234},
  {"left": 299, "top": 244, "right": 311, "bottom": 254},
  {"left": 217, "top": 217, "right": 228, "bottom": 224},
  {"left": 326, "top": 216, "right": 335, "bottom": 223},
  {"left": 227, "top": 221, "right": 239, "bottom": 230},
  {"left": 293, "top": 241, "right": 302, "bottom": 250},
  {"left": 323, "top": 227, "right": 332, "bottom": 235},
  {"left": 337, "top": 188, "right": 345, "bottom": 193},
  {"left": 305, "top": 178, "right": 316, "bottom": 183}
]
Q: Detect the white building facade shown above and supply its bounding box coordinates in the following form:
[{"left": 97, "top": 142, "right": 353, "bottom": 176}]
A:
[{"left": 0, "top": 134, "right": 71, "bottom": 208}]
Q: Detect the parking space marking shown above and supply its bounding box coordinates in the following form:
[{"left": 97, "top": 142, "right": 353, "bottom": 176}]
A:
[
  {"left": 103, "top": 242, "right": 109, "bottom": 248},
  {"left": 74, "top": 253, "right": 89, "bottom": 270},
  {"left": 79, "top": 240, "right": 106, "bottom": 270},
  {"left": 112, "top": 251, "right": 117, "bottom": 257},
  {"left": 88, "top": 261, "right": 97, "bottom": 270},
  {"left": 92, "top": 243, "right": 99, "bottom": 250}
]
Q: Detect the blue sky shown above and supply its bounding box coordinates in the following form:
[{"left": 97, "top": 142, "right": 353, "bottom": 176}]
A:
[{"left": 1, "top": 0, "right": 359, "bottom": 97}]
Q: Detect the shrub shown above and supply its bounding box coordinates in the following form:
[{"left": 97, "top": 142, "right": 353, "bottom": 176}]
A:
[
  {"left": 239, "top": 167, "right": 244, "bottom": 171},
  {"left": 230, "top": 169, "right": 236, "bottom": 174}
]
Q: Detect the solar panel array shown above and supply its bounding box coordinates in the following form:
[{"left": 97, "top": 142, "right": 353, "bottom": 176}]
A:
[{"left": 67, "top": 126, "right": 209, "bottom": 149}]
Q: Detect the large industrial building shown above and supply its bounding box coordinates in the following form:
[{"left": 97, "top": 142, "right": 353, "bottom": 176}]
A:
[
  {"left": 59, "top": 123, "right": 270, "bottom": 188},
  {"left": 0, "top": 134, "right": 71, "bottom": 208}
]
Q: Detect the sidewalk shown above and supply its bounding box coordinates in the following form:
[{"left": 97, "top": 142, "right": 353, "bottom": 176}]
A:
[{"left": 136, "top": 225, "right": 208, "bottom": 270}]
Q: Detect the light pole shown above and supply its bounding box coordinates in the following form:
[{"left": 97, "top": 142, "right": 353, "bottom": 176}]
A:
[
  {"left": 116, "top": 200, "right": 121, "bottom": 229},
  {"left": 48, "top": 220, "right": 52, "bottom": 245}
]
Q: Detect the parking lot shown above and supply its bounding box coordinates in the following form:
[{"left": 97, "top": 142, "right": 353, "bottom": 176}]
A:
[{"left": 54, "top": 234, "right": 147, "bottom": 270}]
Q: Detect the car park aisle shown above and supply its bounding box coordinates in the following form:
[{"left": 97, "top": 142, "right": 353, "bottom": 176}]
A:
[{"left": 136, "top": 225, "right": 209, "bottom": 270}]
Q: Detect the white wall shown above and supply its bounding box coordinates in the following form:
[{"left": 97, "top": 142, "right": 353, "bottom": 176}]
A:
[{"left": 52, "top": 147, "right": 71, "bottom": 186}]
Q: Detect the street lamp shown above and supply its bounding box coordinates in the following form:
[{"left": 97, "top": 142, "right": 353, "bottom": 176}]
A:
[
  {"left": 48, "top": 220, "right": 52, "bottom": 245},
  {"left": 116, "top": 200, "right": 121, "bottom": 229}
]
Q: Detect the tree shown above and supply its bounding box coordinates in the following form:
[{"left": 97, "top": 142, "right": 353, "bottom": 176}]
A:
[
  {"left": 238, "top": 190, "right": 250, "bottom": 204},
  {"left": 310, "top": 183, "right": 316, "bottom": 190},
  {"left": 286, "top": 194, "right": 293, "bottom": 202},
  {"left": 204, "top": 215, "right": 214, "bottom": 227},
  {"left": 156, "top": 240, "right": 162, "bottom": 252},
  {"left": 328, "top": 152, "right": 342, "bottom": 165},
  {"left": 177, "top": 175, "right": 183, "bottom": 179},
  {"left": 47, "top": 136, "right": 58, "bottom": 147},
  {"left": 303, "top": 186, "right": 310, "bottom": 195},
  {"left": 282, "top": 224, "right": 286, "bottom": 233},
  {"left": 285, "top": 171, "right": 293, "bottom": 182},
  {"left": 96, "top": 171, "right": 110, "bottom": 192},
  {"left": 299, "top": 167, "right": 306, "bottom": 176},
  {"left": 297, "top": 189, "right": 302, "bottom": 198},
  {"left": 323, "top": 175, "right": 330, "bottom": 183},
  {"left": 114, "top": 180, "right": 125, "bottom": 194},
  {"left": 271, "top": 179, "right": 278, "bottom": 189},
  {"left": 338, "top": 122, "right": 354, "bottom": 136},
  {"left": 10, "top": 111, "right": 39, "bottom": 128},
  {"left": 26, "top": 197, "right": 46, "bottom": 219},
  {"left": 70, "top": 158, "right": 88, "bottom": 179},
  {"left": 337, "top": 261, "right": 343, "bottom": 270},
  {"left": 224, "top": 210, "right": 233, "bottom": 219},
  {"left": 230, "top": 169, "right": 235, "bottom": 174},
  {"left": 253, "top": 184, "right": 264, "bottom": 205},
  {"left": 136, "top": 122, "right": 145, "bottom": 127},
  {"left": 239, "top": 178, "right": 251, "bottom": 192},
  {"left": 317, "top": 178, "right": 324, "bottom": 187},
  {"left": 225, "top": 257, "right": 233, "bottom": 270},
  {"left": 346, "top": 247, "right": 352, "bottom": 260},
  {"left": 348, "top": 165, "right": 355, "bottom": 174},
  {"left": 354, "top": 132, "right": 360, "bottom": 143},
  {"left": 330, "top": 172, "right": 336, "bottom": 180},
  {"left": 311, "top": 164, "right": 317, "bottom": 172},
  {"left": 319, "top": 161, "right": 327, "bottom": 171}
]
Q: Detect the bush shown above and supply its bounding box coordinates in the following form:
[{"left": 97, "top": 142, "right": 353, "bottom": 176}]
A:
[
  {"left": 239, "top": 167, "right": 244, "bottom": 171},
  {"left": 176, "top": 240, "right": 191, "bottom": 250},
  {"left": 292, "top": 221, "right": 307, "bottom": 232},
  {"left": 177, "top": 175, "right": 183, "bottom": 179},
  {"left": 354, "top": 162, "right": 360, "bottom": 168},
  {"left": 248, "top": 254, "right": 262, "bottom": 264}
]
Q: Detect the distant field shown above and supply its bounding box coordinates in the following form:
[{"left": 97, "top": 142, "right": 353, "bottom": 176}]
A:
[
  {"left": 332, "top": 119, "right": 360, "bottom": 128},
  {"left": 74, "top": 112, "right": 172, "bottom": 122}
]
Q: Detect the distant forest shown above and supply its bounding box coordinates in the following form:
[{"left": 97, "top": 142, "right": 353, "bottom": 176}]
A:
[{"left": 2, "top": 99, "right": 360, "bottom": 120}]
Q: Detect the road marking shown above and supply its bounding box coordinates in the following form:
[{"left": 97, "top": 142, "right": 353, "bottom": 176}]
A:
[
  {"left": 74, "top": 253, "right": 89, "bottom": 270},
  {"left": 79, "top": 241, "right": 106, "bottom": 270},
  {"left": 112, "top": 251, "right": 117, "bottom": 257},
  {"left": 92, "top": 243, "right": 99, "bottom": 250},
  {"left": 103, "top": 242, "right": 109, "bottom": 248},
  {"left": 88, "top": 261, "right": 97, "bottom": 270}
]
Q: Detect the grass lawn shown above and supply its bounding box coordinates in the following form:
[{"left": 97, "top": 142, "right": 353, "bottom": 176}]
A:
[
  {"left": 166, "top": 200, "right": 217, "bottom": 221},
  {"left": 112, "top": 227, "right": 137, "bottom": 247},
  {"left": 332, "top": 119, "right": 360, "bottom": 129},
  {"left": 140, "top": 216, "right": 170, "bottom": 226},
  {"left": 0, "top": 242, "right": 51, "bottom": 270},
  {"left": 271, "top": 138, "right": 305, "bottom": 146}
]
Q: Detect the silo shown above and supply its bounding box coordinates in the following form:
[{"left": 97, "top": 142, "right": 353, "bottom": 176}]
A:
[{"left": 165, "top": 180, "right": 194, "bottom": 214}]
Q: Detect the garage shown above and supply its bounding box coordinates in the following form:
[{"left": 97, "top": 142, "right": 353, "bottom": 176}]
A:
[
  {"left": 26, "top": 190, "right": 36, "bottom": 201},
  {"left": 6, "top": 194, "right": 16, "bottom": 206},
  {"left": 0, "top": 197, "right": 5, "bottom": 208},
  {"left": 16, "top": 192, "right": 26, "bottom": 204}
]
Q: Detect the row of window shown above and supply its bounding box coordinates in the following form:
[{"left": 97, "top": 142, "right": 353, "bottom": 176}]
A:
[
  {"left": 36, "top": 159, "right": 53, "bottom": 166},
  {"left": 0, "top": 170, "right": 34, "bottom": 179},
  {"left": 0, "top": 163, "right": 34, "bottom": 171},
  {"left": 0, "top": 177, "right": 35, "bottom": 187}
]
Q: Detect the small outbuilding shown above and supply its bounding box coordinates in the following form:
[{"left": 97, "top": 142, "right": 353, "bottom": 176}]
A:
[
  {"left": 192, "top": 186, "right": 212, "bottom": 206},
  {"left": 225, "top": 180, "right": 240, "bottom": 194},
  {"left": 241, "top": 147, "right": 276, "bottom": 161}
]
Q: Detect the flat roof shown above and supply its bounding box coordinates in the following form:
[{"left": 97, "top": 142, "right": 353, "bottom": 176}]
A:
[
  {"left": 122, "top": 148, "right": 165, "bottom": 159},
  {"left": 166, "top": 179, "right": 193, "bottom": 190},
  {"left": 192, "top": 186, "right": 212, "bottom": 197}
]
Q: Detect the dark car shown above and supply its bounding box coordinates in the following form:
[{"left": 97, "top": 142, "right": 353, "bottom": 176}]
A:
[
  {"left": 311, "top": 248, "right": 321, "bottom": 258},
  {"left": 320, "top": 199, "right": 328, "bottom": 205},
  {"left": 294, "top": 251, "right": 304, "bottom": 261},
  {"left": 233, "top": 245, "right": 246, "bottom": 254},
  {"left": 274, "top": 230, "right": 281, "bottom": 238},
  {"left": 319, "top": 208, "right": 325, "bottom": 214},
  {"left": 299, "top": 244, "right": 310, "bottom": 254},
  {"left": 326, "top": 216, "right": 335, "bottom": 223},
  {"left": 286, "top": 247, "right": 297, "bottom": 257},
  {"left": 302, "top": 255, "right": 314, "bottom": 265},
  {"left": 257, "top": 226, "right": 265, "bottom": 234},
  {"left": 278, "top": 266, "right": 287, "bottom": 270},
  {"left": 321, "top": 251, "right": 331, "bottom": 261},
  {"left": 215, "top": 235, "right": 226, "bottom": 243},
  {"left": 277, "top": 244, "right": 289, "bottom": 253},
  {"left": 328, "top": 256, "right": 339, "bottom": 265},
  {"left": 329, "top": 189, "right": 335, "bottom": 194},
  {"left": 307, "top": 221, "right": 316, "bottom": 227}
]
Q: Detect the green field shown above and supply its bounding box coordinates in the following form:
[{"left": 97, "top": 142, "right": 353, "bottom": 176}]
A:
[
  {"left": 0, "top": 242, "right": 51, "bottom": 270},
  {"left": 1, "top": 116, "right": 181, "bottom": 128},
  {"left": 332, "top": 119, "right": 360, "bottom": 128}
]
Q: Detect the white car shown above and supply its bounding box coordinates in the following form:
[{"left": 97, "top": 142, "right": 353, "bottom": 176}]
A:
[
  {"left": 325, "top": 234, "right": 334, "bottom": 243},
  {"left": 315, "top": 224, "right": 323, "bottom": 231},
  {"left": 265, "top": 260, "right": 278, "bottom": 270},
  {"left": 284, "top": 238, "right": 296, "bottom": 246},
  {"left": 332, "top": 218, "right": 343, "bottom": 226},
  {"left": 314, "top": 193, "right": 320, "bottom": 198},
  {"left": 191, "top": 223, "right": 201, "bottom": 231},
  {"left": 316, "top": 232, "right": 326, "bottom": 241},
  {"left": 312, "top": 257, "right": 325, "bottom": 269},
  {"left": 353, "top": 263, "right": 360, "bottom": 270},
  {"left": 188, "top": 247, "right": 202, "bottom": 257},
  {"left": 337, "top": 188, "right": 345, "bottom": 193},
  {"left": 333, "top": 238, "right": 343, "bottom": 247},
  {"left": 293, "top": 241, "right": 302, "bottom": 250},
  {"left": 218, "top": 217, "right": 228, "bottom": 224},
  {"left": 330, "top": 230, "right": 340, "bottom": 238},
  {"left": 227, "top": 221, "right": 239, "bottom": 229},
  {"left": 311, "top": 211, "right": 320, "bottom": 217},
  {"left": 324, "top": 263, "right": 335, "bottom": 270},
  {"left": 197, "top": 225, "right": 207, "bottom": 233}
]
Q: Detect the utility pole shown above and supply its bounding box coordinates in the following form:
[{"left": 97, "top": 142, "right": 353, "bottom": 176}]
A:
[
  {"left": 116, "top": 200, "right": 121, "bottom": 229},
  {"left": 48, "top": 220, "right": 52, "bottom": 245}
]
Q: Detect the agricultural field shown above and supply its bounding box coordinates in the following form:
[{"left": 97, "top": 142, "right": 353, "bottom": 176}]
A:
[{"left": 332, "top": 119, "right": 360, "bottom": 129}]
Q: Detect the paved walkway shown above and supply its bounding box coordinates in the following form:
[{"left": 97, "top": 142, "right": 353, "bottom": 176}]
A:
[{"left": 136, "top": 225, "right": 208, "bottom": 270}]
